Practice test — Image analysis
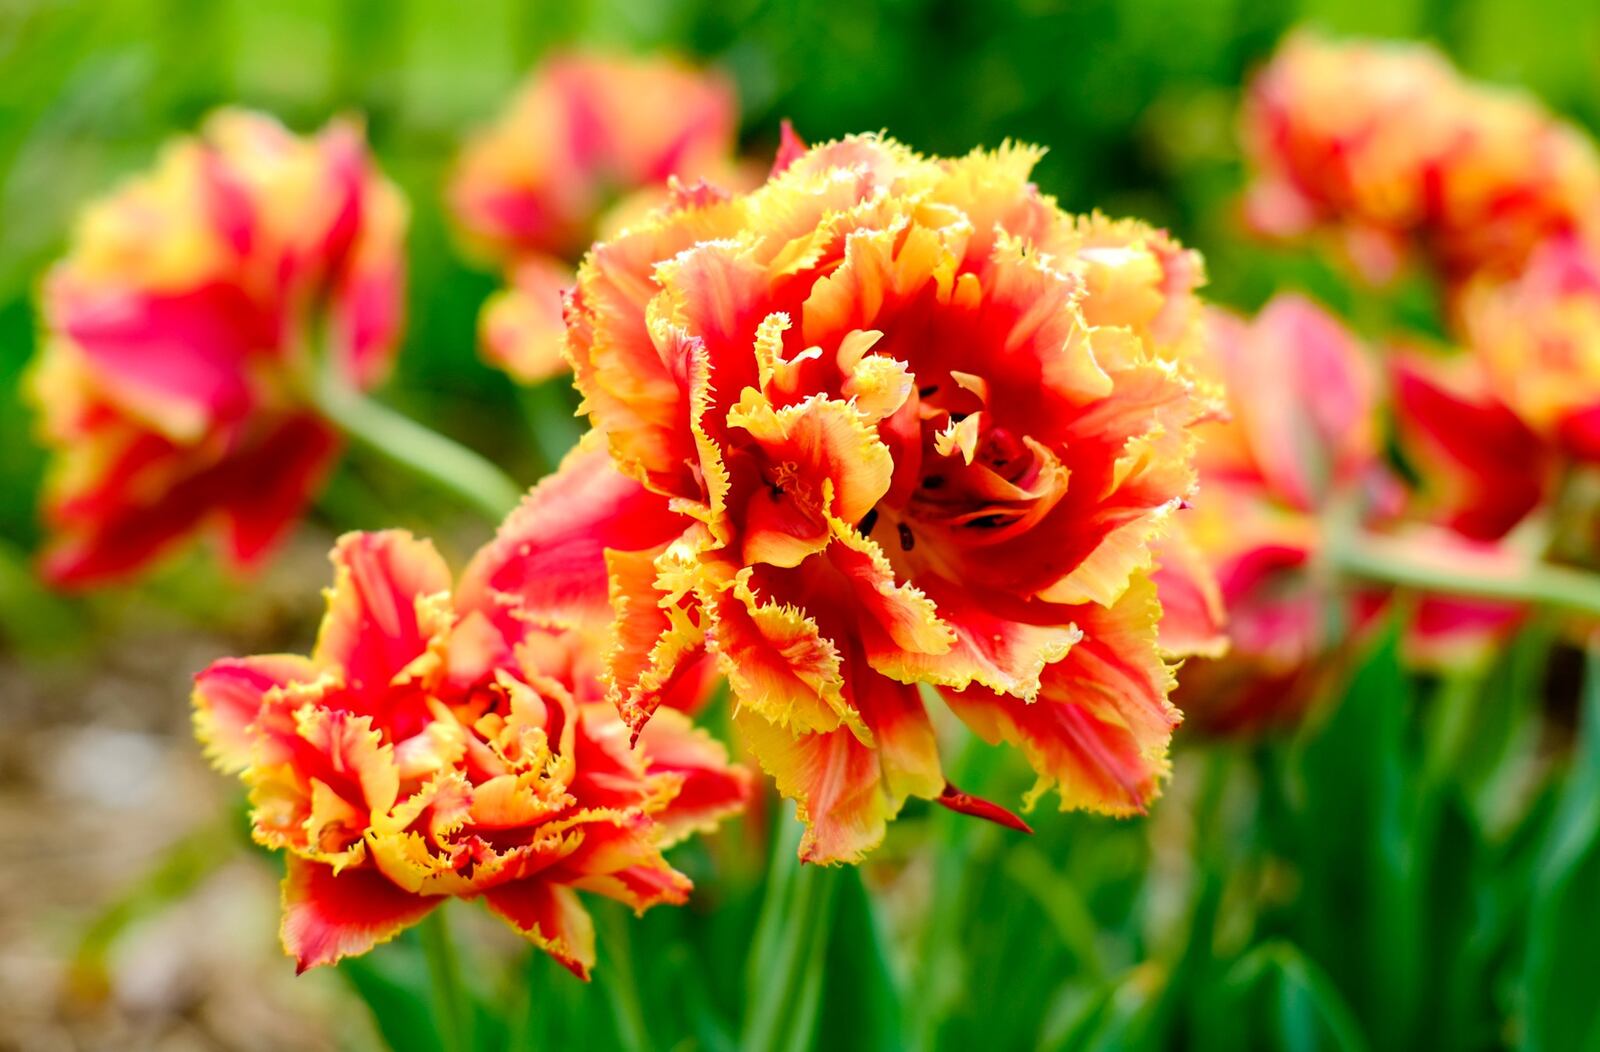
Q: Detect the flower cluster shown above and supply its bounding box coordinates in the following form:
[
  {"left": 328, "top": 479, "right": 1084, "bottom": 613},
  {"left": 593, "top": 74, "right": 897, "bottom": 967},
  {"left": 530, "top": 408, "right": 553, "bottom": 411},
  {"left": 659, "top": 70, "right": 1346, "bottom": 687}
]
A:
[
  {"left": 29, "top": 109, "right": 405, "bottom": 587},
  {"left": 193, "top": 443, "right": 750, "bottom": 974},
  {"left": 450, "top": 54, "right": 745, "bottom": 384},
  {"left": 1183, "top": 30, "right": 1600, "bottom": 727},
  {"left": 1242, "top": 31, "right": 1600, "bottom": 285},
  {"left": 564, "top": 133, "right": 1221, "bottom": 861}
]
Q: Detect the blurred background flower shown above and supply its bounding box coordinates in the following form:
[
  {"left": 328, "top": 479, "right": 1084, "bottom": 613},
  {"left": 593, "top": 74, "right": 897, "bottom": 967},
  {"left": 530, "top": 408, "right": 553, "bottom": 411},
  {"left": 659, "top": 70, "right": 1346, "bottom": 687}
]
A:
[{"left": 29, "top": 109, "right": 404, "bottom": 587}]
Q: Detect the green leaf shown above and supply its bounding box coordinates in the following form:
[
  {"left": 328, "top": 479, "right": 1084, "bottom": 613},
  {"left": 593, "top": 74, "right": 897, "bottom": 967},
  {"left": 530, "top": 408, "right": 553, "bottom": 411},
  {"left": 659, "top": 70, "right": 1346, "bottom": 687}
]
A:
[
  {"left": 1520, "top": 647, "right": 1600, "bottom": 1052},
  {"left": 816, "top": 866, "right": 906, "bottom": 1052},
  {"left": 340, "top": 934, "right": 446, "bottom": 1052},
  {"left": 1288, "top": 623, "right": 1419, "bottom": 1046},
  {"left": 1221, "top": 941, "right": 1372, "bottom": 1052}
]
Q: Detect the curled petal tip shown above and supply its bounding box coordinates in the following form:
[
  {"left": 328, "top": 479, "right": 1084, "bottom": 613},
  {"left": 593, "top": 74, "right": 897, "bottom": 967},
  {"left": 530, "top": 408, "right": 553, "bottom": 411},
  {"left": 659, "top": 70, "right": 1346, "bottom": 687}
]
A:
[{"left": 936, "top": 782, "right": 1034, "bottom": 835}]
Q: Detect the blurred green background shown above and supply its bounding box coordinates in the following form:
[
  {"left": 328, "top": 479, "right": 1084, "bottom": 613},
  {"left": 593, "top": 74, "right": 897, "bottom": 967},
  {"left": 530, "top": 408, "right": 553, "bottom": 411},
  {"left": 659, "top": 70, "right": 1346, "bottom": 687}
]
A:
[{"left": 3, "top": 1, "right": 1600, "bottom": 1050}]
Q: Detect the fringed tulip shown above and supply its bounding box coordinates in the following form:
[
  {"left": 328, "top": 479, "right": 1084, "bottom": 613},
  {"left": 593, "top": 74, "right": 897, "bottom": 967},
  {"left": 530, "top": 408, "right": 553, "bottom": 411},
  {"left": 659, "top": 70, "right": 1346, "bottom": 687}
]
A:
[
  {"left": 194, "top": 477, "right": 750, "bottom": 973},
  {"left": 449, "top": 53, "right": 745, "bottom": 386},
  {"left": 562, "top": 133, "right": 1222, "bottom": 862},
  {"left": 449, "top": 53, "right": 740, "bottom": 263}
]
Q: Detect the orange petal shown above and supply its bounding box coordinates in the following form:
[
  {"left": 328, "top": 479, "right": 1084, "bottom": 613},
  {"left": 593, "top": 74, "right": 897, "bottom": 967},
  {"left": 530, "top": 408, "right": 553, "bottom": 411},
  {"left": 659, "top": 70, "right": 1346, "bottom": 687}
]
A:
[
  {"left": 870, "top": 575, "right": 1080, "bottom": 701},
  {"left": 734, "top": 714, "right": 886, "bottom": 865},
  {"left": 725, "top": 390, "right": 896, "bottom": 556},
  {"left": 604, "top": 545, "right": 712, "bottom": 733},
  {"left": 480, "top": 254, "right": 575, "bottom": 384},
  {"left": 708, "top": 570, "right": 866, "bottom": 740},
  {"left": 942, "top": 575, "right": 1179, "bottom": 816},
  {"left": 735, "top": 663, "right": 942, "bottom": 864}
]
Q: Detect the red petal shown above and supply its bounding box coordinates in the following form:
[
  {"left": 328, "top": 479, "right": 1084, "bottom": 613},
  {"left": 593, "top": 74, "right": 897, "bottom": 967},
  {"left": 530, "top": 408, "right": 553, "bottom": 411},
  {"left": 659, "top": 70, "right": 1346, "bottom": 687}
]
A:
[
  {"left": 314, "top": 531, "right": 453, "bottom": 700},
  {"left": 457, "top": 434, "right": 688, "bottom": 635},
  {"left": 936, "top": 783, "right": 1033, "bottom": 834},
  {"left": 280, "top": 858, "right": 439, "bottom": 972}
]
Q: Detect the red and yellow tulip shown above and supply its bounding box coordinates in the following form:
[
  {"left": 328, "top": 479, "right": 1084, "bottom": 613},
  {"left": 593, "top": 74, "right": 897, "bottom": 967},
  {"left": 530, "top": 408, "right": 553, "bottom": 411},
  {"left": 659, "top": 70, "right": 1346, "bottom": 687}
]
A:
[
  {"left": 1173, "top": 296, "right": 1389, "bottom": 731},
  {"left": 449, "top": 53, "right": 746, "bottom": 386},
  {"left": 29, "top": 109, "right": 405, "bottom": 586},
  {"left": 193, "top": 452, "right": 750, "bottom": 974},
  {"left": 561, "top": 133, "right": 1221, "bottom": 862},
  {"left": 449, "top": 52, "right": 740, "bottom": 264},
  {"left": 1241, "top": 31, "right": 1600, "bottom": 284}
]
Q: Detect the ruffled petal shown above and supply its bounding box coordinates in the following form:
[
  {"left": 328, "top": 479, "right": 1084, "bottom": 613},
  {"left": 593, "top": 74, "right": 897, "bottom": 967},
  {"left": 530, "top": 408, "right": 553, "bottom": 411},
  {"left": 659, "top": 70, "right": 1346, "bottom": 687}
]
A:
[
  {"left": 483, "top": 881, "right": 598, "bottom": 979},
  {"left": 870, "top": 575, "right": 1080, "bottom": 701},
  {"left": 736, "top": 658, "right": 943, "bottom": 864},
  {"left": 634, "top": 707, "right": 754, "bottom": 845},
  {"left": 280, "top": 857, "right": 439, "bottom": 973},
  {"left": 192, "top": 654, "right": 318, "bottom": 772},
  {"left": 943, "top": 575, "right": 1179, "bottom": 815},
  {"left": 314, "top": 531, "right": 454, "bottom": 699},
  {"left": 457, "top": 433, "right": 689, "bottom": 633},
  {"left": 708, "top": 569, "right": 867, "bottom": 741}
]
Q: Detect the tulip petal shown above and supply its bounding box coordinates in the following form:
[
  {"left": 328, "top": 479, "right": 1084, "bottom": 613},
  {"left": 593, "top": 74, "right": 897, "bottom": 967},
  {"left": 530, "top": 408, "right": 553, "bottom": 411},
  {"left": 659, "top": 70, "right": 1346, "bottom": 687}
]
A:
[
  {"left": 708, "top": 569, "right": 867, "bottom": 741},
  {"left": 281, "top": 857, "right": 440, "bottom": 972},
  {"left": 315, "top": 531, "right": 454, "bottom": 700},
  {"left": 870, "top": 574, "right": 1080, "bottom": 701},
  {"left": 193, "top": 654, "right": 319, "bottom": 772},
  {"left": 943, "top": 575, "right": 1179, "bottom": 815},
  {"left": 458, "top": 433, "right": 690, "bottom": 635},
  {"left": 484, "top": 881, "right": 598, "bottom": 979},
  {"left": 635, "top": 707, "right": 754, "bottom": 845}
]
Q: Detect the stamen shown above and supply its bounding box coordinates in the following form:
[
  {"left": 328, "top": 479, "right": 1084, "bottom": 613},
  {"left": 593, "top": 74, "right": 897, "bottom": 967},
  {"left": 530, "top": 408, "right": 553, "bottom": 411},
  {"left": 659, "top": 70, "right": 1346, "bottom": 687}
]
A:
[
  {"left": 859, "top": 508, "right": 879, "bottom": 535},
  {"left": 898, "top": 523, "right": 915, "bottom": 551}
]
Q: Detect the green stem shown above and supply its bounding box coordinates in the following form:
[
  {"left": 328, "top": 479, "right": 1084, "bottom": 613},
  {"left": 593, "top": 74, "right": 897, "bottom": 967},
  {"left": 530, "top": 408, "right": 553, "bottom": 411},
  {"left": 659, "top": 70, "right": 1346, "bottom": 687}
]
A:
[
  {"left": 312, "top": 367, "right": 524, "bottom": 523},
  {"left": 419, "top": 908, "right": 472, "bottom": 1052},
  {"left": 1326, "top": 528, "right": 1600, "bottom": 618},
  {"left": 742, "top": 805, "right": 840, "bottom": 1052},
  {"left": 594, "top": 901, "right": 650, "bottom": 1052}
]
